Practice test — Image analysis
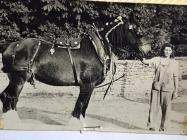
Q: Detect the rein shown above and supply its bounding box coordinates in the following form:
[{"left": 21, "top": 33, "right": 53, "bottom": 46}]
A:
[
  {"left": 98, "top": 60, "right": 136, "bottom": 99},
  {"left": 105, "top": 20, "right": 124, "bottom": 49},
  {"left": 96, "top": 72, "right": 125, "bottom": 89},
  {"left": 100, "top": 19, "right": 125, "bottom": 100}
]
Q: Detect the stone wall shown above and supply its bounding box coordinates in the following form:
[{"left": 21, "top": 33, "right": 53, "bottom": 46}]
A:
[
  {"left": 94, "top": 60, "right": 154, "bottom": 100},
  {"left": 175, "top": 57, "right": 187, "bottom": 79},
  {"left": 94, "top": 57, "right": 187, "bottom": 100}
]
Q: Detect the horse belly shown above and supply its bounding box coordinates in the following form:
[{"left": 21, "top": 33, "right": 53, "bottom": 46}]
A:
[{"left": 34, "top": 62, "right": 76, "bottom": 86}]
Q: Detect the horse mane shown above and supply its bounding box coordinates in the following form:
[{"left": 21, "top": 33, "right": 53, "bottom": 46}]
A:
[
  {"left": 108, "top": 21, "right": 132, "bottom": 48},
  {"left": 107, "top": 19, "right": 141, "bottom": 59}
]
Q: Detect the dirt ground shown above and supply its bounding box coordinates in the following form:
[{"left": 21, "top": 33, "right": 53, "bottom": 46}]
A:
[{"left": 0, "top": 70, "right": 187, "bottom": 135}]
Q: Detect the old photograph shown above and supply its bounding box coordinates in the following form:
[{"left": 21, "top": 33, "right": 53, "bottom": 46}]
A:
[{"left": 0, "top": 0, "right": 187, "bottom": 135}]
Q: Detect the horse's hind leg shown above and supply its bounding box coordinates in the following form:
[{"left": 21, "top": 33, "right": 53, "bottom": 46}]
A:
[
  {"left": 72, "top": 83, "right": 94, "bottom": 119},
  {"left": 0, "top": 72, "right": 26, "bottom": 113}
]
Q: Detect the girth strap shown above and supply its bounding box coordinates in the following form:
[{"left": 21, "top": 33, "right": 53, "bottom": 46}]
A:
[
  {"left": 27, "top": 40, "right": 41, "bottom": 87},
  {"left": 67, "top": 48, "right": 78, "bottom": 85},
  {"left": 28, "top": 41, "right": 41, "bottom": 72}
]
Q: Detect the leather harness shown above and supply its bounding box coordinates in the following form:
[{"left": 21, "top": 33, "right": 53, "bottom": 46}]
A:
[
  {"left": 67, "top": 47, "right": 78, "bottom": 85},
  {"left": 7, "top": 31, "right": 110, "bottom": 86},
  {"left": 29, "top": 39, "right": 79, "bottom": 85}
]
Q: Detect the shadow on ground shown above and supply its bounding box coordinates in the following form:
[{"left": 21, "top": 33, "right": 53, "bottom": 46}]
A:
[
  {"left": 87, "top": 113, "right": 146, "bottom": 130},
  {"left": 18, "top": 107, "right": 66, "bottom": 125}
]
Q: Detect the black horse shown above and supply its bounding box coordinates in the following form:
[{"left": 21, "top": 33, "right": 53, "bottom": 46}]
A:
[{"left": 0, "top": 17, "right": 144, "bottom": 119}]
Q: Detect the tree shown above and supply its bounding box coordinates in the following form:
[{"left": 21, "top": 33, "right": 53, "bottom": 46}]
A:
[{"left": 0, "top": 1, "right": 186, "bottom": 57}]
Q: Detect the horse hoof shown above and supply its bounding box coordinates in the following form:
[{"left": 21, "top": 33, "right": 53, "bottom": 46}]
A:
[
  {"left": 3, "top": 110, "right": 8, "bottom": 113},
  {"left": 71, "top": 111, "right": 80, "bottom": 119},
  {"left": 2, "top": 106, "right": 7, "bottom": 113},
  {"left": 2, "top": 108, "right": 8, "bottom": 113},
  {"left": 2, "top": 104, "right": 11, "bottom": 113}
]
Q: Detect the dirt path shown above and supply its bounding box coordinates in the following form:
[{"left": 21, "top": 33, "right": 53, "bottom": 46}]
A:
[
  {"left": 0, "top": 54, "right": 186, "bottom": 134},
  {"left": 0, "top": 72, "right": 187, "bottom": 135}
]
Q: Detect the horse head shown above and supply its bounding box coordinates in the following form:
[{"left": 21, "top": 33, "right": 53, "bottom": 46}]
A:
[{"left": 103, "top": 16, "right": 146, "bottom": 60}]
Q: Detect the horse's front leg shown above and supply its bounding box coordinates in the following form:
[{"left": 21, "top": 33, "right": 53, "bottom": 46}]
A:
[
  {"left": 0, "top": 72, "right": 26, "bottom": 113},
  {"left": 72, "top": 83, "right": 94, "bottom": 119}
]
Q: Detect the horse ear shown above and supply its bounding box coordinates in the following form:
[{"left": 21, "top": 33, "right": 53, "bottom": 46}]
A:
[
  {"left": 114, "top": 16, "right": 123, "bottom": 22},
  {"left": 117, "top": 16, "right": 122, "bottom": 21}
]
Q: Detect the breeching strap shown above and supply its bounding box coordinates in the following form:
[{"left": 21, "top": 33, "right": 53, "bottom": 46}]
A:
[{"left": 67, "top": 47, "right": 78, "bottom": 85}]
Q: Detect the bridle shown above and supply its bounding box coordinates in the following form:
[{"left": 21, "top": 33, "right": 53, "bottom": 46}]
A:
[
  {"left": 97, "top": 18, "right": 125, "bottom": 99},
  {"left": 105, "top": 19, "right": 124, "bottom": 56}
]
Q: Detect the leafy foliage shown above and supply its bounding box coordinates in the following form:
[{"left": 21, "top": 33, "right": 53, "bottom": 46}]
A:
[{"left": 0, "top": 0, "right": 186, "bottom": 57}]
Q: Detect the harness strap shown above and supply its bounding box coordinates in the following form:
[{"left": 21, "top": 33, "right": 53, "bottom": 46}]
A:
[
  {"left": 27, "top": 40, "right": 41, "bottom": 87},
  {"left": 67, "top": 48, "right": 78, "bottom": 85},
  {"left": 105, "top": 20, "right": 124, "bottom": 44},
  {"left": 28, "top": 40, "right": 41, "bottom": 72}
]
